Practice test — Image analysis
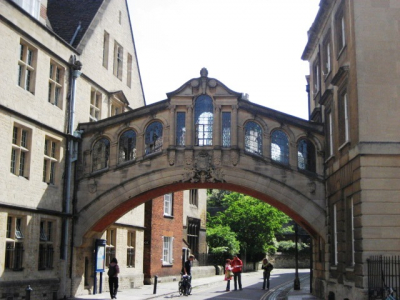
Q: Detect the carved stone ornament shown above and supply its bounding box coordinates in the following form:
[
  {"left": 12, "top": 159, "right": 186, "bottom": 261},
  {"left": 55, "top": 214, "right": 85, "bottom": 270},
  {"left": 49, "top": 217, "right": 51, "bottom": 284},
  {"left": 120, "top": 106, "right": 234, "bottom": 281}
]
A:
[
  {"left": 230, "top": 150, "right": 239, "bottom": 166},
  {"left": 181, "top": 151, "right": 225, "bottom": 183},
  {"left": 308, "top": 181, "right": 316, "bottom": 194},
  {"left": 168, "top": 150, "right": 175, "bottom": 166},
  {"left": 88, "top": 179, "right": 97, "bottom": 193}
]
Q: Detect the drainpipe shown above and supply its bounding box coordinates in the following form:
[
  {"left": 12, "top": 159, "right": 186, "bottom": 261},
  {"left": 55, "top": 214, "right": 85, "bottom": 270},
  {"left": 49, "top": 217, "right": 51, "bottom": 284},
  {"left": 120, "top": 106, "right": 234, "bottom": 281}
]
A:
[{"left": 62, "top": 55, "right": 82, "bottom": 298}]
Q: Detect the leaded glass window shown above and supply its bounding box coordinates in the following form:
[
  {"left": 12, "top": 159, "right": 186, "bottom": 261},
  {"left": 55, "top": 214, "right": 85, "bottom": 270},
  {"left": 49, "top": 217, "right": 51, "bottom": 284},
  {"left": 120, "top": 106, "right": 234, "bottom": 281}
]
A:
[
  {"left": 119, "top": 130, "right": 136, "bottom": 164},
  {"left": 271, "top": 130, "right": 289, "bottom": 164},
  {"left": 145, "top": 121, "right": 163, "bottom": 155},
  {"left": 297, "top": 139, "right": 316, "bottom": 172},
  {"left": 245, "top": 121, "right": 262, "bottom": 155},
  {"left": 93, "top": 138, "right": 110, "bottom": 171},
  {"left": 222, "top": 112, "right": 231, "bottom": 147},
  {"left": 176, "top": 112, "right": 186, "bottom": 146},
  {"left": 195, "top": 95, "right": 213, "bottom": 146}
]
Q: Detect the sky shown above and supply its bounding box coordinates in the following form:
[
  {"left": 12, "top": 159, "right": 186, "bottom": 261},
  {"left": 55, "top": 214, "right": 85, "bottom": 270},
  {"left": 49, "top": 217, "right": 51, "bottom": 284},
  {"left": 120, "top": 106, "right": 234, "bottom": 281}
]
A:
[{"left": 128, "top": 1, "right": 320, "bottom": 120}]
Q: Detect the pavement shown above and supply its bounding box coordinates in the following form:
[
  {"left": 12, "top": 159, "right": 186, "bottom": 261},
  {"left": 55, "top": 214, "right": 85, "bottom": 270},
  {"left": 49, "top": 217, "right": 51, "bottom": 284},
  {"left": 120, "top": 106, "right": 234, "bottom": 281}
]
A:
[{"left": 72, "top": 269, "right": 321, "bottom": 300}]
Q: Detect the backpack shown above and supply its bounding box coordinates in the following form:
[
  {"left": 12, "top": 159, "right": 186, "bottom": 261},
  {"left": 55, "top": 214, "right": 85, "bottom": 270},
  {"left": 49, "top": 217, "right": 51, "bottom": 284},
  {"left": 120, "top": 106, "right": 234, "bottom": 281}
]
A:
[{"left": 107, "top": 265, "right": 116, "bottom": 277}]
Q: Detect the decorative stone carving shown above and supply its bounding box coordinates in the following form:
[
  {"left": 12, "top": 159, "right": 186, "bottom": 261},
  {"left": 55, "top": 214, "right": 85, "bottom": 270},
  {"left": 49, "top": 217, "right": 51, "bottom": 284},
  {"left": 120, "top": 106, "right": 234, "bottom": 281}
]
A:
[
  {"left": 168, "top": 150, "right": 175, "bottom": 166},
  {"left": 231, "top": 150, "right": 239, "bottom": 166},
  {"left": 308, "top": 181, "right": 316, "bottom": 194},
  {"left": 88, "top": 179, "right": 97, "bottom": 193},
  {"left": 185, "top": 150, "right": 193, "bottom": 165},
  {"left": 181, "top": 150, "right": 225, "bottom": 183}
]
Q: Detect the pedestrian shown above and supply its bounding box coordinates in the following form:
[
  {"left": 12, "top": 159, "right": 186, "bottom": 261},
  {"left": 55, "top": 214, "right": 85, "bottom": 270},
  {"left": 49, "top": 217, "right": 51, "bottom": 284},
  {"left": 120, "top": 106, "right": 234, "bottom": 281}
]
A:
[
  {"left": 261, "top": 258, "right": 274, "bottom": 290},
  {"left": 231, "top": 254, "right": 243, "bottom": 291},
  {"left": 184, "top": 254, "right": 195, "bottom": 282},
  {"left": 107, "top": 257, "right": 120, "bottom": 299},
  {"left": 224, "top": 259, "right": 233, "bottom": 291}
]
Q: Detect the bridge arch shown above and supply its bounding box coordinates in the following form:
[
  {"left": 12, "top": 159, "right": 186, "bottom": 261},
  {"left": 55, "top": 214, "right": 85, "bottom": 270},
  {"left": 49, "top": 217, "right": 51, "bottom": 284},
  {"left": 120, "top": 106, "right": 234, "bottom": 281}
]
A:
[{"left": 76, "top": 69, "right": 325, "bottom": 247}]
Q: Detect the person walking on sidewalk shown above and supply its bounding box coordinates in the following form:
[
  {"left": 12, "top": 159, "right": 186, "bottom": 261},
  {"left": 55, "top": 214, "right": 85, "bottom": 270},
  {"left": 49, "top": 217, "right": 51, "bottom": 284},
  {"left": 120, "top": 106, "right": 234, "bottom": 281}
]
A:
[
  {"left": 224, "top": 259, "right": 233, "bottom": 291},
  {"left": 107, "top": 257, "right": 120, "bottom": 299},
  {"left": 231, "top": 254, "right": 243, "bottom": 291},
  {"left": 261, "top": 258, "right": 274, "bottom": 290}
]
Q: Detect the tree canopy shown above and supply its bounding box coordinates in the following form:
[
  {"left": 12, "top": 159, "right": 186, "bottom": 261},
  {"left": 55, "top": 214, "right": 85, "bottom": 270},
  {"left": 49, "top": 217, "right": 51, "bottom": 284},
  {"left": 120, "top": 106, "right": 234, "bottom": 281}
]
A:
[{"left": 207, "top": 192, "right": 292, "bottom": 261}]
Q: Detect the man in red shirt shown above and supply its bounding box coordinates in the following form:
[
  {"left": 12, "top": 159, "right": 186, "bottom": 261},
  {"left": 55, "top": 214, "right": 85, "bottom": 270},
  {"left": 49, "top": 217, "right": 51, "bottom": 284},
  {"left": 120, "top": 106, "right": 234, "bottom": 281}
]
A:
[{"left": 231, "top": 254, "right": 243, "bottom": 291}]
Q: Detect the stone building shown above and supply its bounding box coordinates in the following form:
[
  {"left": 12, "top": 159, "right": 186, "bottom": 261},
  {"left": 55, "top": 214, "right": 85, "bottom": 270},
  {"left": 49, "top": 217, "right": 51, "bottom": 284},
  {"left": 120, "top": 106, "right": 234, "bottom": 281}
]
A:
[
  {"left": 0, "top": 0, "right": 146, "bottom": 298},
  {"left": 303, "top": 1, "right": 400, "bottom": 299}
]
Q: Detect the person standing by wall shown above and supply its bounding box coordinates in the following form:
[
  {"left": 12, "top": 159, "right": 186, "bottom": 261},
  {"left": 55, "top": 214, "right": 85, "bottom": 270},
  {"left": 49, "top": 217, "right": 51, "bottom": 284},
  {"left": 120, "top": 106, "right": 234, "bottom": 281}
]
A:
[
  {"left": 224, "top": 259, "right": 233, "bottom": 291},
  {"left": 108, "top": 257, "right": 120, "bottom": 299},
  {"left": 261, "top": 258, "right": 274, "bottom": 290},
  {"left": 231, "top": 254, "right": 243, "bottom": 291},
  {"left": 184, "top": 254, "right": 195, "bottom": 281}
]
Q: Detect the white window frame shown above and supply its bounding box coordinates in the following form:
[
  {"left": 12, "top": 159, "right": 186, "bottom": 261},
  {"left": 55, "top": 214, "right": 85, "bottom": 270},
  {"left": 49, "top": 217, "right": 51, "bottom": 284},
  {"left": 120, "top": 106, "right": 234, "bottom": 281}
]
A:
[
  {"left": 90, "top": 89, "right": 102, "bottom": 122},
  {"left": 18, "top": 40, "right": 36, "bottom": 94},
  {"left": 328, "top": 112, "right": 334, "bottom": 157},
  {"left": 343, "top": 93, "right": 349, "bottom": 142},
  {"left": 162, "top": 236, "right": 173, "bottom": 265},
  {"left": 164, "top": 193, "right": 173, "bottom": 216},
  {"left": 333, "top": 203, "right": 338, "bottom": 265}
]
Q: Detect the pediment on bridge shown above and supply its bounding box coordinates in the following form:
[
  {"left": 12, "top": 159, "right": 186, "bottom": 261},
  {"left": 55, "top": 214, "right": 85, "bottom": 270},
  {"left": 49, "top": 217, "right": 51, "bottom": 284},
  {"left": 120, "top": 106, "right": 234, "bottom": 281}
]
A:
[{"left": 166, "top": 68, "right": 245, "bottom": 101}]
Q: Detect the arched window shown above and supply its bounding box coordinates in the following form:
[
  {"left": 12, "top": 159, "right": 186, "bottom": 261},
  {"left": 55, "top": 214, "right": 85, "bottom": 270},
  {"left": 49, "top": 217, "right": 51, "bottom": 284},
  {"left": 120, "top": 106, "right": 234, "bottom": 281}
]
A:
[
  {"left": 271, "top": 130, "right": 289, "bottom": 164},
  {"left": 145, "top": 121, "right": 163, "bottom": 155},
  {"left": 297, "top": 139, "right": 316, "bottom": 172},
  {"left": 92, "top": 138, "right": 110, "bottom": 171},
  {"left": 245, "top": 121, "right": 262, "bottom": 155},
  {"left": 119, "top": 130, "right": 136, "bottom": 164},
  {"left": 194, "top": 95, "right": 213, "bottom": 146}
]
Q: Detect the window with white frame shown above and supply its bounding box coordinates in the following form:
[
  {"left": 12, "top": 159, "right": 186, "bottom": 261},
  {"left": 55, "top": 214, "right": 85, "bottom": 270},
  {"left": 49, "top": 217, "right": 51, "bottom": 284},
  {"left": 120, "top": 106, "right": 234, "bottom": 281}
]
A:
[
  {"left": 43, "top": 137, "right": 59, "bottom": 184},
  {"left": 48, "top": 61, "right": 64, "bottom": 107},
  {"left": 18, "top": 40, "right": 36, "bottom": 94},
  {"left": 127, "top": 53, "right": 132, "bottom": 88},
  {"left": 113, "top": 41, "right": 123, "bottom": 80},
  {"left": 313, "top": 60, "right": 320, "bottom": 95},
  {"left": 323, "top": 38, "right": 331, "bottom": 77},
  {"left": 336, "top": 7, "right": 346, "bottom": 54},
  {"left": 12, "top": 0, "right": 40, "bottom": 19},
  {"left": 327, "top": 112, "right": 334, "bottom": 157},
  {"left": 189, "top": 189, "right": 198, "bottom": 207},
  {"left": 333, "top": 203, "right": 338, "bottom": 265},
  {"left": 338, "top": 92, "right": 349, "bottom": 146},
  {"left": 103, "top": 31, "right": 109, "bottom": 69},
  {"left": 38, "top": 220, "right": 54, "bottom": 270},
  {"left": 164, "top": 193, "right": 173, "bottom": 216},
  {"left": 106, "top": 228, "right": 116, "bottom": 266},
  {"left": 10, "top": 124, "right": 31, "bottom": 178},
  {"left": 127, "top": 231, "right": 136, "bottom": 267},
  {"left": 5, "top": 216, "right": 24, "bottom": 271},
  {"left": 162, "top": 236, "right": 173, "bottom": 265},
  {"left": 90, "top": 89, "right": 102, "bottom": 122}
]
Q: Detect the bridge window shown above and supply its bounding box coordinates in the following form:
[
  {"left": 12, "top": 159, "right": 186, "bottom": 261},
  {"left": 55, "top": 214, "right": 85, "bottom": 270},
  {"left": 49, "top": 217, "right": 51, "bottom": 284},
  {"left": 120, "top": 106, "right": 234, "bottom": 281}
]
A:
[
  {"left": 195, "top": 95, "right": 213, "bottom": 146},
  {"left": 271, "top": 130, "right": 289, "bottom": 165},
  {"left": 119, "top": 130, "right": 136, "bottom": 164},
  {"left": 297, "top": 139, "right": 316, "bottom": 172},
  {"left": 92, "top": 138, "right": 110, "bottom": 172},
  {"left": 245, "top": 121, "right": 262, "bottom": 155},
  {"left": 176, "top": 112, "right": 186, "bottom": 146},
  {"left": 145, "top": 121, "right": 163, "bottom": 155},
  {"left": 222, "top": 112, "right": 231, "bottom": 147}
]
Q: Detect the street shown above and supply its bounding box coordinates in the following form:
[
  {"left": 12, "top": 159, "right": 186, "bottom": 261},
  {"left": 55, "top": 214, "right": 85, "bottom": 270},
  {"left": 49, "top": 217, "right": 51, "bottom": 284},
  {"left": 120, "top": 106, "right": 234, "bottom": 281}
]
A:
[{"left": 149, "top": 269, "right": 310, "bottom": 300}]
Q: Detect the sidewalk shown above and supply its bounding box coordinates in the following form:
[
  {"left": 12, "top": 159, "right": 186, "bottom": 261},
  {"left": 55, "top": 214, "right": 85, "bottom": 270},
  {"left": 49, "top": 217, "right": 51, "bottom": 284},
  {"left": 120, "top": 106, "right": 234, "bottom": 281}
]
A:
[{"left": 73, "top": 271, "right": 321, "bottom": 300}]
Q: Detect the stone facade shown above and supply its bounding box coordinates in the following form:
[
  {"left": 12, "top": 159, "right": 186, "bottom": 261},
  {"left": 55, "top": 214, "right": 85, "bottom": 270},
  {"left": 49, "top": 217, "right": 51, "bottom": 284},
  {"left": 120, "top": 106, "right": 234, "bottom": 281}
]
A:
[
  {"left": 0, "top": 0, "right": 145, "bottom": 298},
  {"left": 303, "top": 0, "right": 400, "bottom": 298}
]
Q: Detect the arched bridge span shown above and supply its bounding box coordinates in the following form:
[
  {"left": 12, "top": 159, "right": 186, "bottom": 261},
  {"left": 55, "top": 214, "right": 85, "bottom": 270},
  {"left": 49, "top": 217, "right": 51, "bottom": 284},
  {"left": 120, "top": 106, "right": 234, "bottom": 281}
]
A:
[{"left": 76, "top": 69, "right": 325, "bottom": 247}]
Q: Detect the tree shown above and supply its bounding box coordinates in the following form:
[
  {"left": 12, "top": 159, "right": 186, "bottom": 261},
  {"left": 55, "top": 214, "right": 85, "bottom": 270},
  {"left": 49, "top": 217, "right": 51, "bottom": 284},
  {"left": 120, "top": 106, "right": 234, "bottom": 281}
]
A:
[
  {"left": 207, "top": 189, "right": 231, "bottom": 207},
  {"left": 208, "top": 192, "right": 291, "bottom": 262},
  {"left": 206, "top": 225, "right": 240, "bottom": 256}
]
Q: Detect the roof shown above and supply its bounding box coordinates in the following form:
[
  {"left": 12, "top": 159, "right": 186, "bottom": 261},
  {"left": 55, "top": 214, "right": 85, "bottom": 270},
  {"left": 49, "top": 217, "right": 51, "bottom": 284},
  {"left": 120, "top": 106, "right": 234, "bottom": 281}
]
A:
[{"left": 47, "top": 0, "right": 103, "bottom": 48}]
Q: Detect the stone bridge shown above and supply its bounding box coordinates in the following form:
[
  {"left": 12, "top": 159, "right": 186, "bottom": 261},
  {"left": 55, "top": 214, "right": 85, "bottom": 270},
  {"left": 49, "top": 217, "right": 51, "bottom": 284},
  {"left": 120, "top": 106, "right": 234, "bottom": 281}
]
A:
[{"left": 76, "top": 68, "right": 325, "bottom": 247}]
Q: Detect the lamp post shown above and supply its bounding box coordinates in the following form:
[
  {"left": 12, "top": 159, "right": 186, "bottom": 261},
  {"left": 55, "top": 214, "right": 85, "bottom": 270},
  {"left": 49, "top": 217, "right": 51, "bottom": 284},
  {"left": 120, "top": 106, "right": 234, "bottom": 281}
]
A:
[{"left": 294, "top": 223, "right": 300, "bottom": 290}]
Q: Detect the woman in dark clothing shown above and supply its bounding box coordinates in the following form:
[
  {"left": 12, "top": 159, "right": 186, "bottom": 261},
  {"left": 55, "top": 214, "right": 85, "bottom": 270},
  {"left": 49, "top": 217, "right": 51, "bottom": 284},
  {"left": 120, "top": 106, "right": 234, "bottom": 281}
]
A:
[
  {"left": 108, "top": 257, "right": 120, "bottom": 299},
  {"left": 261, "top": 258, "right": 274, "bottom": 290}
]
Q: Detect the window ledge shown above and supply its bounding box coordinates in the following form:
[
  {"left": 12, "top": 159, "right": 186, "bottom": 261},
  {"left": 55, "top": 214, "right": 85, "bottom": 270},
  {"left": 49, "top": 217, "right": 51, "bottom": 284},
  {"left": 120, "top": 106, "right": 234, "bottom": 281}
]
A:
[
  {"left": 189, "top": 204, "right": 198, "bottom": 209},
  {"left": 345, "top": 266, "right": 355, "bottom": 272},
  {"left": 164, "top": 215, "right": 174, "bottom": 219},
  {"left": 162, "top": 264, "right": 173, "bottom": 267},
  {"left": 324, "top": 155, "right": 335, "bottom": 164},
  {"left": 330, "top": 266, "right": 338, "bottom": 271},
  {"left": 338, "top": 140, "right": 350, "bottom": 151}
]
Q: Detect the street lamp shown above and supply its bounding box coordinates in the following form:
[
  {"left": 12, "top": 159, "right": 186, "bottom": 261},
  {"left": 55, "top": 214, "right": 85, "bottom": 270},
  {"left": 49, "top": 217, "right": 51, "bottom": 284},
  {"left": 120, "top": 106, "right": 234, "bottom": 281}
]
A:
[{"left": 294, "top": 223, "right": 300, "bottom": 290}]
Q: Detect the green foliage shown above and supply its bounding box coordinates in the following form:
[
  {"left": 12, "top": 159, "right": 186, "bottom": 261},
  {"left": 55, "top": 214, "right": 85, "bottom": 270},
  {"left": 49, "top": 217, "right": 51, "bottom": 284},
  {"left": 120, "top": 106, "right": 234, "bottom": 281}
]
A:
[
  {"left": 206, "top": 225, "right": 240, "bottom": 256},
  {"left": 207, "top": 189, "right": 231, "bottom": 207},
  {"left": 277, "top": 240, "right": 310, "bottom": 254},
  {"left": 206, "top": 191, "right": 291, "bottom": 262}
]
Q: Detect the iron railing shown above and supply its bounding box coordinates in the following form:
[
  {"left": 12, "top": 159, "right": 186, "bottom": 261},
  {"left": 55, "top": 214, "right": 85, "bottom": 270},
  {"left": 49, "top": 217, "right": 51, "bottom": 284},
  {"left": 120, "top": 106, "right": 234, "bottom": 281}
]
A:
[{"left": 368, "top": 255, "right": 400, "bottom": 300}]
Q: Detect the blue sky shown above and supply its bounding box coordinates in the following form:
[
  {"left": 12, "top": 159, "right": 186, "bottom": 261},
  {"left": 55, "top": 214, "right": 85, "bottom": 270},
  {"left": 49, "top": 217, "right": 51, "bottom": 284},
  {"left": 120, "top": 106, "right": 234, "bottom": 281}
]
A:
[{"left": 128, "top": 1, "right": 320, "bottom": 119}]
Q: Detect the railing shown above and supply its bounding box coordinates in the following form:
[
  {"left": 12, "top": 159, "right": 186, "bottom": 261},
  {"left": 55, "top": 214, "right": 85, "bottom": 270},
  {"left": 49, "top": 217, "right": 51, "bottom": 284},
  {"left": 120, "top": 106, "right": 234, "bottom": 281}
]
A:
[{"left": 368, "top": 255, "right": 400, "bottom": 300}]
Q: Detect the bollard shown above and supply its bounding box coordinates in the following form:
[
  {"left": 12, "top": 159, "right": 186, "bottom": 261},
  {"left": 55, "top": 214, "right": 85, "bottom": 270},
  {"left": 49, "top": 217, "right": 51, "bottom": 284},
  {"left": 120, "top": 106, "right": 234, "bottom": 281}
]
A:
[
  {"left": 153, "top": 275, "right": 158, "bottom": 294},
  {"left": 26, "top": 285, "right": 33, "bottom": 300}
]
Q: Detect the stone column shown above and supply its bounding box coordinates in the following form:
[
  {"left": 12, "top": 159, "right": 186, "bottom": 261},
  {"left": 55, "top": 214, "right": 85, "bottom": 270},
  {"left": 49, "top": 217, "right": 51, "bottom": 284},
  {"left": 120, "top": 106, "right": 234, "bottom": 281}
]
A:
[
  {"left": 169, "top": 106, "right": 176, "bottom": 146},
  {"left": 136, "top": 133, "right": 144, "bottom": 158},
  {"left": 231, "top": 105, "right": 238, "bottom": 148},
  {"left": 214, "top": 105, "right": 221, "bottom": 147},
  {"left": 186, "top": 105, "right": 193, "bottom": 146}
]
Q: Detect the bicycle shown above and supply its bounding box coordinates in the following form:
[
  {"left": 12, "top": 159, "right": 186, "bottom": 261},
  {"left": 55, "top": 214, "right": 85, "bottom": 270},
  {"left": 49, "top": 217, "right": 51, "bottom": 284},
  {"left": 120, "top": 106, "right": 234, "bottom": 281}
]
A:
[{"left": 178, "top": 273, "right": 192, "bottom": 296}]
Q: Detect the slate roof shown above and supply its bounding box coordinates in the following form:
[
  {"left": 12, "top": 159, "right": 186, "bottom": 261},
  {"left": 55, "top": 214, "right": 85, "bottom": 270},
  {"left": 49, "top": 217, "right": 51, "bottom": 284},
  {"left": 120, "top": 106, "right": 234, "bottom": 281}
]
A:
[{"left": 47, "top": 0, "right": 103, "bottom": 48}]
